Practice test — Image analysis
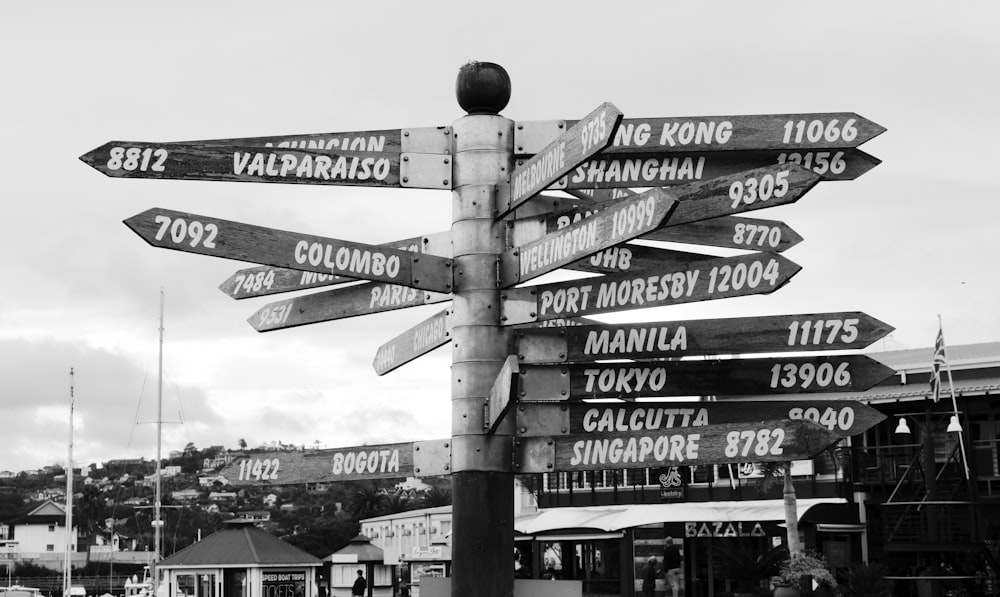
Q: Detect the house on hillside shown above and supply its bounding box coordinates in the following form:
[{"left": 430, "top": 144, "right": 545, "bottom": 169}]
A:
[{"left": 0, "top": 500, "right": 86, "bottom": 571}]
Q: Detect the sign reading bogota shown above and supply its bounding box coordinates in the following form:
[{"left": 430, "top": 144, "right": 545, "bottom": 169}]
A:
[
  {"left": 124, "top": 208, "right": 453, "bottom": 292},
  {"left": 513, "top": 419, "right": 842, "bottom": 473},
  {"left": 499, "top": 189, "right": 678, "bottom": 286},
  {"left": 511, "top": 312, "right": 894, "bottom": 362},
  {"left": 514, "top": 400, "right": 887, "bottom": 438},
  {"left": 514, "top": 113, "right": 885, "bottom": 155},
  {"left": 497, "top": 102, "right": 623, "bottom": 216},
  {"left": 515, "top": 355, "right": 896, "bottom": 400},
  {"left": 500, "top": 252, "right": 800, "bottom": 325},
  {"left": 219, "top": 439, "right": 451, "bottom": 486}
]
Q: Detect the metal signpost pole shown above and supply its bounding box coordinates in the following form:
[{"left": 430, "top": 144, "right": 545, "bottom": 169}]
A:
[{"left": 449, "top": 62, "right": 514, "bottom": 597}]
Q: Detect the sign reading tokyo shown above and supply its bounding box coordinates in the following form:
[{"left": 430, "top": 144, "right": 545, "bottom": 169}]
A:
[
  {"left": 124, "top": 208, "right": 454, "bottom": 293},
  {"left": 514, "top": 399, "right": 887, "bottom": 438},
  {"left": 513, "top": 419, "right": 841, "bottom": 472},
  {"left": 515, "top": 112, "right": 885, "bottom": 155},
  {"left": 511, "top": 312, "right": 894, "bottom": 362}
]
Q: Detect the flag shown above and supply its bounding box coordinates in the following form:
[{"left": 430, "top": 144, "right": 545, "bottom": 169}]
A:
[{"left": 930, "top": 324, "right": 946, "bottom": 402}]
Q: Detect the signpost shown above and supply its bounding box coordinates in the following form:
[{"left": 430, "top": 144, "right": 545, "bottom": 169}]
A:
[
  {"left": 513, "top": 419, "right": 843, "bottom": 473},
  {"left": 218, "top": 439, "right": 452, "bottom": 486},
  {"left": 496, "top": 102, "right": 623, "bottom": 216},
  {"left": 511, "top": 312, "right": 895, "bottom": 362},
  {"left": 514, "top": 400, "right": 887, "bottom": 438},
  {"left": 501, "top": 252, "right": 801, "bottom": 324},
  {"left": 513, "top": 355, "right": 896, "bottom": 400},
  {"left": 124, "top": 208, "right": 454, "bottom": 292}
]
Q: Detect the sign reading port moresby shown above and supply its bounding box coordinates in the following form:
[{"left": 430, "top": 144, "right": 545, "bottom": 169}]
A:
[
  {"left": 220, "top": 439, "right": 452, "bottom": 486},
  {"left": 514, "top": 399, "right": 887, "bottom": 438},
  {"left": 511, "top": 312, "right": 894, "bottom": 363},
  {"left": 513, "top": 419, "right": 842, "bottom": 473},
  {"left": 124, "top": 208, "right": 454, "bottom": 293}
]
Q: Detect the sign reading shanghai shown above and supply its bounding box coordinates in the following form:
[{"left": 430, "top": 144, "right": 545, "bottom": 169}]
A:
[
  {"left": 500, "top": 253, "right": 800, "bottom": 325},
  {"left": 513, "top": 419, "right": 842, "bottom": 473},
  {"left": 123, "top": 208, "right": 453, "bottom": 293}
]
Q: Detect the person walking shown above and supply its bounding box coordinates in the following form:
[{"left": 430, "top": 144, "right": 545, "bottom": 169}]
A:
[
  {"left": 642, "top": 556, "right": 658, "bottom": 597},
  {"left": 663, "top": 537, "right": 682, "bottom": 597},
  {"left": 351, "top": 570, "right": 367, "bottom": 597}
]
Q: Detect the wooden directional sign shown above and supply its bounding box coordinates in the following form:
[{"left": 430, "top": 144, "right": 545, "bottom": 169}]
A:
[
  {"left": 564, "top": 149, "right": 879, "bottom": 189},
  {"left": 249, "top": 282, "right": 450, "bottom": 332},
  {"left": 124, "top": 208, "right": 453, "bottom": 292},
  {"left": 563, "top": 245, "right": 716, "bottom": 276},
  {"left": 373, "top": 308, "right": 452, "bottom": 376},
  {"left": 515, "top": 113, "right": 885, "bottom": 155},
  {"left": 485, "top": 356, "right": 520, "bottom": 434},
  {"left": 515, "top": 400, "right": 887, "bottom": 438},
  {"left": 178, "top": 125, "right": 453, "bottom": 154},
  {"left": 645, "top": 215, "right": 804, "bottom": 253},
  {"left": 499, "top": 189, "right": 678, "bottom": 287},
  {"left": 514, "top": 355, "right": 896, "bottom": 401},
  {"left": 513, "top": 419, "right": 842, "bottom": 473},
  {"left": 219, "top": 439, "right": 452, "bottom": 486},
  {"left": 497, "top": 102, "right": 623, "bottom": 217},
  {"left": 500, "top": 252, "right": 800, "bottom": 325},
  {"left": 220, "top": 231, "right": 451, "bottom": 299},
  {"left": 511, "top": 312, "right": 895, "bottom": 363}
]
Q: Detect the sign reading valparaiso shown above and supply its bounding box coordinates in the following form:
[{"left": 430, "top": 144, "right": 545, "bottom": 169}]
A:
[
  {"left": 220, "top": 439, "right": 452, "bottom": 486},
  {"left": 124, "top": 208, "right": 454, "bottom": 293},
  {"left": 496, "top": 102, "right": 623, "bottom": 216},
  {"left": 514, "top": 400, "right": 887, "bottom": 438},
  {"left": 513, "top": 419, "right": 842, "bottom": 473},
  {"left": 500, "top": 252, "right": 800, "bottom": 325},
  {"left": 514, "top": 113, "right": 885, "bottom": 155},
  {"left": 514, "top": 355, "right": 896, "bottom": 400},
  {"left": 511, "top": 312, "right": 894, "bottom": 362}
]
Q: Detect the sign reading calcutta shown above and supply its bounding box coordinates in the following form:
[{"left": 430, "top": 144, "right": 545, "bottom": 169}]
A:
[
  {"left": 124, "top": 208, "right": 454, "bottom": 293},
  {"left": 511, "top": 312, "right": 895, "bottom": 362},
  {"left": 515, "top": 355, "right": 896, "bottom": 400},
  {"left": 513, "top": 419, "right": 843, "bottom": 473},
  {"left": 514, "top": 400, "right": 887, "bottom": 438}
]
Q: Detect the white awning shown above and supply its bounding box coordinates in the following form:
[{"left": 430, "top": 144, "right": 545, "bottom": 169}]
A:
[{"left": 514, "top": 498, "right": 845, "bottom": 534}]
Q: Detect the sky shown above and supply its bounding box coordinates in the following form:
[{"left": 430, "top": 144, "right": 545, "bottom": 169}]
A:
[{"left": 1, "top": 1, "right": 997, "bottom": 473}]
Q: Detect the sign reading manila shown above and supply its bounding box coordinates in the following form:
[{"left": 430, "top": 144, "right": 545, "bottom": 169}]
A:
[
  {"left": 514, "top": 399, "right": 887, "bottom": 438},
  {"left": 124, "top": 208, "right": 454, "bottom": 292},
  {"left": 514, "top": 419, "right": 843, "bottom": 473},
  {"left": 496, "top": 102, "right": 623, "bottom": 216},
  {"left": 514, "top": 355, "right": 896, "bottom": 400},
  {"left": 500, "top": 252, "right": 800, "bottom": 325},
  {"left": 514, "top": 112, "right": 885, "bottom": 155},
  {"left": 511, "top": 312, "right": 894, "bottom": 362},
  {"left": 220, "top": 439, "right": 452, "bottom": 486},
  {"left": 499, "top": 188, "right": 678, "bottom": 286}
]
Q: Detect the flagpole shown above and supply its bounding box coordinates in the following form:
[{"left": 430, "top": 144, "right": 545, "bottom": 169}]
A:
[{"left": 939, "top": 315, "right": 970, "bottom": 480}]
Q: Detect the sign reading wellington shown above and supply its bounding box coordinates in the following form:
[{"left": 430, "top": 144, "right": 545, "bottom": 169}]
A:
[
  {"left": 497, "top": 102, "right": 623, "bottom": 216},
  {"left": 124, "top": 208, "right": 453, "bottom": 293}
]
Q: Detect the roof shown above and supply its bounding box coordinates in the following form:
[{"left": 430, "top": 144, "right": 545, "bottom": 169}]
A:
[
  {"left": 870, "top": 341, "right": 1000, "bottom": 372},
  {"left": 158, "top": 521, "right": 321, "bottom": 568},
  {"left": 360, "top": 505, "right": 451, "bottom": 523},
  {"left": 325, "top": 534, "right": 383, "bottom": 563}
]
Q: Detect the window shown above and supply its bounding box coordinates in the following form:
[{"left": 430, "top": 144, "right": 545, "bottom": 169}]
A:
[
  {"left": 48, "top": 524, "right": 56, "bottom": 532},
  {"left": 46, "top": 544, "right": 54, "bottom": 552}
]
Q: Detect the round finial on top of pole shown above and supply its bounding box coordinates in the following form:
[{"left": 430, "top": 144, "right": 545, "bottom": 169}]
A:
[{"left": 456, "top": 61, "right": 511, "bottom": 115}]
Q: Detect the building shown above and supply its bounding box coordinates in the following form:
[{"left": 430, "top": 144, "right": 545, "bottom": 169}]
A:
[{"left": 0, "top": 500, "right": 86, "bottom": 571}]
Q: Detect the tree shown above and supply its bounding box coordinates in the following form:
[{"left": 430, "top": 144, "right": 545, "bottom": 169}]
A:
[
  {"left": 238, "top": 438, "right": 248, "bottom": 450},
  {"left": 349, "top": 484, "right": 386, "bottom": 518},
  {"left": 757, "top": 462, "right": 803, "bottom": 558}
]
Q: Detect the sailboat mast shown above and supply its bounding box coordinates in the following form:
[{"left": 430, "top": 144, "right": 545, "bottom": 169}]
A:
[
  {"left": 65, "top": 368, "right": 74, "bottom": 597},
  {"left": 153, "top": 289, "right": 164, "bottom": 595}
]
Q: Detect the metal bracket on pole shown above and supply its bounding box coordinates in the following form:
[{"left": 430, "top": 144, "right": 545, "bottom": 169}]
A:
[
  {"left": 513, "top": 120, "right": 567, "bottom": 156},
  {"left": 412, "top": 439, "right": 452, "bottom": 477},
  {"left": 513, "top": 437, "right": 556, "bottom": 473},
  {"left": 400, "top": 153, "right": 453, "bottom": 189}
]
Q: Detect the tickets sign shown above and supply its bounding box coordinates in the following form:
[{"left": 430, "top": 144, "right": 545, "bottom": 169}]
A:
[
  {"left": 124, "top": 208, "right": 454, "bottom": 292},
  {"left": 513, "top": 419, "right": 843, "bottom": 473}
]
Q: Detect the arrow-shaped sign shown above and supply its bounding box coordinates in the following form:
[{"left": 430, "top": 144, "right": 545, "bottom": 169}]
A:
[
  {"left": 561, "top": 245, "right": 717, "bottom": 277},
  {"left": 644, "top": 215, "right": 804, "bottom": 253},
  {"left": 219, "top": 438, "right": 453, "bottom": 486},
  {"left": 514, "top": 419, "right": 843, "bottom": 473},
  {"left": 514, "top": 355, "right": 896, "bottom": 401},
  {"left": 515, "top": 400, "right": 886, "bottom": 438},
  {"left": 219, "top": 231, "right": 451, "bottom": 299},
  {"left": 500, "top": 252, "right": 800, "bottom": 325},
  {"left": 373, "top": 308, "right": 452, "bottom": 376},
  {"left": 485, "top": 356, "right": 520, "bottom": 434},
  {"left": 124, "top": 208, "right": 454, "bottom": 292},
  {"left": 176, "top": 125, "right": 452, "bottom": 154},
  {"left": 514, "top": 113, "right": 886, "bottom": 155},
  {"left": 511, "top": 312, "right": 895, "bottom": 362},
  {"left": 564, "top": 149, "right": 879, "bottom": 189},
  {"left": 497, "top": 102, "right": 623, "bottom": 217},
  {"left": 248, "top": 282, "right": 450, "bottom": 332},
  {"left": 500, "top": 189, "right": 678, "bottom": 287}
]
